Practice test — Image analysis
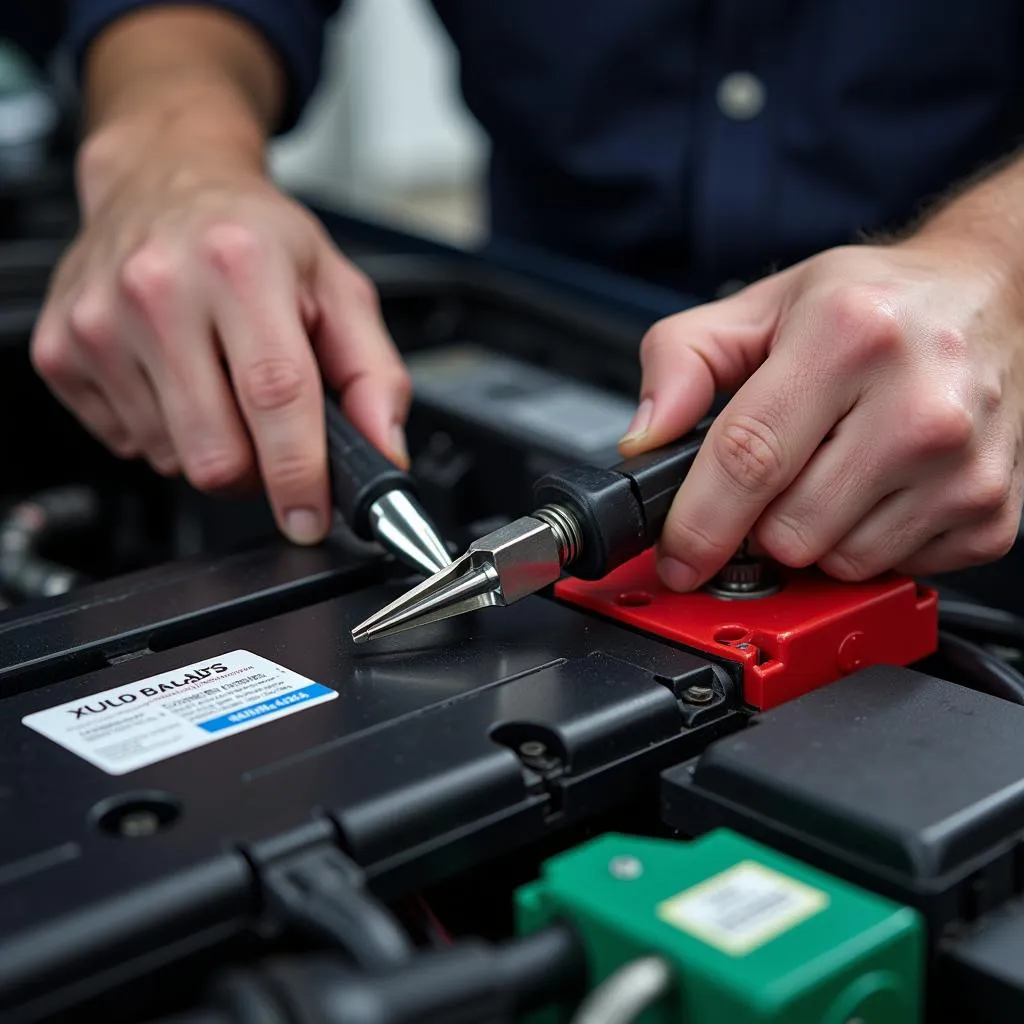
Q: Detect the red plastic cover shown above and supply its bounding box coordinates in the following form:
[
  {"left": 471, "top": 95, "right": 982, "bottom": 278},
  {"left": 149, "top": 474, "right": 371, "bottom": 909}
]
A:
[{"left": 554, "top": 550, "right": 938, "bottom": 709}]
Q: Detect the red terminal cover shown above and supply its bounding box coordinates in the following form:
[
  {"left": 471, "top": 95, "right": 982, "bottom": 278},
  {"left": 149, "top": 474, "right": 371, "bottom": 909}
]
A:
[{"left": 554, "top": 549, "right": 938, "bottom": 710}]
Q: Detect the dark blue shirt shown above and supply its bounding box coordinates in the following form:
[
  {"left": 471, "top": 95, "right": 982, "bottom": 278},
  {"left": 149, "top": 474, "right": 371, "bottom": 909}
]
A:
[{"left": 17, "top": 1, "right": 1024, "bottom": 298}]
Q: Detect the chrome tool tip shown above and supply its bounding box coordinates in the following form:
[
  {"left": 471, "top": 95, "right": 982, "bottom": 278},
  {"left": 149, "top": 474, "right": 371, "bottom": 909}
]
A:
[
  {"left": 350, "top": 623, "right": 374, "bottom": 645},
  {"left": 349, "top": 514, "right": 566, "bottom": 645},
  {"left": 367, "top": 490, "right": 453, "bottom": 577},
  {"left": 350, "top": 551, "right": 499, "bottom": 644}
]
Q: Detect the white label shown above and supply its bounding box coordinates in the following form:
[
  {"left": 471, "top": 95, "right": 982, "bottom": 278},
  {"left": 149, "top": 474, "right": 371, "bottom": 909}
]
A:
[
  {"left": 21, "top": 650, "right": 336, "bottom": 776},
  {"left": 657, "top": 861, "right": 829, "bottom": 955}
]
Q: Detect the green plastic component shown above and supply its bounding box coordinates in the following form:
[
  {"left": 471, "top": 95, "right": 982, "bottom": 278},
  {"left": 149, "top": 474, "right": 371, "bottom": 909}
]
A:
[{"left": 516, "top": 828, "right": 924, "bottom": 1023}]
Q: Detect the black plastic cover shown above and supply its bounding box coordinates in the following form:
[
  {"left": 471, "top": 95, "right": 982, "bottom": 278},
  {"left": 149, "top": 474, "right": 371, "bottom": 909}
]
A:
[
  {"left": 325, "top": 400, "right": 411, "bottom": 538},
  {"left": 0, "top": 579, "right": 739, "bottom": 1020},
  {"left": 939, "top": 902, "right": 1024, "bottom": 1023},
  {"left": 662, "top": 665, "right": 1024, "bottom": 934}
]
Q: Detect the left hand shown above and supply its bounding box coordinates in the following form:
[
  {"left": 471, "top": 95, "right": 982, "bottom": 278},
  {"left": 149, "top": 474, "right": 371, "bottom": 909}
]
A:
[{"left": 619, "top": 241, "right": 1024, "bottom": 590}]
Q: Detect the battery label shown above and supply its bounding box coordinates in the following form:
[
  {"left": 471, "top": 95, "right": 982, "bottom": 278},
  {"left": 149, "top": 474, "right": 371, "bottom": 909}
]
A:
[
  {"left": 21, "top": 650, "right": 336, "bottom": 776},
  {"left": 657, "top": 861, "right": 829, "bottom": 955}
]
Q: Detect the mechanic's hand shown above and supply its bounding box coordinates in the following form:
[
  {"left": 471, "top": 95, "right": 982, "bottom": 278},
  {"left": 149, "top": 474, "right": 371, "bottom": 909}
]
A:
[
  {"left": 31, "top": 134, "right": 410, "bottom": 546},
  {"left": 618, "top": 242, "right": 1024, "bottom": 590}
]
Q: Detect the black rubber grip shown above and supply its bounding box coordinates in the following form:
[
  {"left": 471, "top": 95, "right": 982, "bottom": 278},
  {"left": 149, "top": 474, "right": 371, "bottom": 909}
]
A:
[
  {"left": 532, "top": 419, "right": 711, "bottom": 580},
  {"left": 612, "top": 422, "right": 709, "bottom": 548},
  {"left": 533, "top": 465, "right": 642, "bottom": 580},
  {"left": 325, "top": 399, "right": 412, "bottom": 539}
]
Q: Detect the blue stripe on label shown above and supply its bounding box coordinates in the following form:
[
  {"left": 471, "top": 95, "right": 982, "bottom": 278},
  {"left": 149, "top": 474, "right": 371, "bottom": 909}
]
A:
[{"left": 197, "top": 682, "right": 333, "bottom": 733}]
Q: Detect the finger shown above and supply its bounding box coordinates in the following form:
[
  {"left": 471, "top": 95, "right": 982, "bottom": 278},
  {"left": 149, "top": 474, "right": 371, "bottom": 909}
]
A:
[
  {"left": 821, "top": 453, "right": 1021, "bottom": 580},
  {"left": 896, "top": 512, "right": 1021, "bottom": 577},
  {"left": 66, "top": 285, "right": 179, "bottom": 474},
  {"left": 159, "top": 333, "right": 260, "bottom": 495},
  {"left": 118, "top": 244, "right": 258, "bottom": 496},
  {"left": 30, "top": 306, "right": 137, "bottom": 457},
  {"left": 754, "top": 402, "right": 960, "bottom": 568},
  {"left": 815, "top": 489, "right": 941, "bottom": 581},
  {"left": 753, "top": 427, "right": 883, "bottom": 568},
  {"left": 203, "top": 223, "right": 329, "bottom": 545},
  {"left": 310, "top": 255, "right": 412, "bottom": 467},
  {"left": 655, "top": 317, "right": 860, "bottom": 591},
  {"left": 47, "top": 377, "right": 135, "bottom": 458},
  {"left": 91, "top": 355, "right": 178, "bottom": 474},
  {"left": 619, "top": 272, "right": 793, "bottom": 455},
  {"left": 835, "top": 465, "right": 1023, "bottom": 580}
]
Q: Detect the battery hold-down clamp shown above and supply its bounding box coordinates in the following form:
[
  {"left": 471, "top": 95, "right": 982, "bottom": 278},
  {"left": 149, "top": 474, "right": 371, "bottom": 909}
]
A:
[{"left": 555, "top": 544, "right": 938, "bottom": 710}]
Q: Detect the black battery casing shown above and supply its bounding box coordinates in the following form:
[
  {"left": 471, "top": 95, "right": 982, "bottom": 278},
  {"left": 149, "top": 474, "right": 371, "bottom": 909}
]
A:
[
  {"left": 0, "top": 546, "right": 740, "bottom": 1023},
  {"left": 662, "top": 665, "right": 1024, "bottom": 938}
]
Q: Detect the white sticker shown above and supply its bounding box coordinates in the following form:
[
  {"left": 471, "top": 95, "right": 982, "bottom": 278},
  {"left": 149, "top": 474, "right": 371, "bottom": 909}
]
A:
[
  {"left": 657, "top": 861, "right": 829, "bottom": 955},
  {"left": 21, "top": 650, "right": 336, "bottom": 776}
]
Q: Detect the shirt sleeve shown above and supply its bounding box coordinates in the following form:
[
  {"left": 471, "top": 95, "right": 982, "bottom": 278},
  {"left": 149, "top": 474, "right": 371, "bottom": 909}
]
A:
[{"left": 66, "top": 0, "right": 345, "bottom": 132}]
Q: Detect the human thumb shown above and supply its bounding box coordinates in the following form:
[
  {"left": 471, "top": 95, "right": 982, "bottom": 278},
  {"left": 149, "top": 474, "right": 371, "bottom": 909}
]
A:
[{"left": 618, "top": 276, "right": 789, "bottom": 456}]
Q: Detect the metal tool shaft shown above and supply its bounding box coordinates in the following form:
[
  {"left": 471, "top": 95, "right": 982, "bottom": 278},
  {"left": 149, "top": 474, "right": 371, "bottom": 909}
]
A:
[
  {"left": 366, "top": 491, "right": 453, "bottom": 577},
  {"left": 325, "top": 397, "right": 451, "bottom": 577},
  {"left": 533, "top": 504, "right": 583, "bottom": 566},
  {"left": 351, "top": 426, "right": 712, "bottom": 644},
  {"left": 350, "top": 509, "right": 577, "bottom": 644}
]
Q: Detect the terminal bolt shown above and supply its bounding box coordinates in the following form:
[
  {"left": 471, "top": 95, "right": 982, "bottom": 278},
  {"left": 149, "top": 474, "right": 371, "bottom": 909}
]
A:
[
  {"left": 683, "top": 685, "right": 716, "bottom": 705},
  {"left": 706, "top": 538, "right": 781, "bottom": 600}
]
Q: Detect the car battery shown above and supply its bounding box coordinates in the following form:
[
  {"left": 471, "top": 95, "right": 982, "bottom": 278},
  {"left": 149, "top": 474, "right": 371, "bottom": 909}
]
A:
[
  {"left": 0, "top": 552, "right": 743, "bottom": 1023},
  {"left": 662, "top": 665, "right": 1024, "bottom": 940}
]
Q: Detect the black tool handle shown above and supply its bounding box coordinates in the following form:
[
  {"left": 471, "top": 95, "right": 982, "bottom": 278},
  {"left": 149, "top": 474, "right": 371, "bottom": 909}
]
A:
[
  {"left": 612, "top": 425, "right": 708, "bottom": 546},
  {"left": 325, "top": 398, "right": 412, "bottom": 539},
  {"left": 532, "top": 419, "right": 712, "bottom": 580}
]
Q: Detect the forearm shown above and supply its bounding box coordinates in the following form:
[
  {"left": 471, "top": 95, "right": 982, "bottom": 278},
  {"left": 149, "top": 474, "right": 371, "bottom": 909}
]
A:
[
  {"left": 77, "top": 7, "right": 285, "bottom": 212},
  {"left": 907, "top": 149, "right": 1024, "bottom": 301}
]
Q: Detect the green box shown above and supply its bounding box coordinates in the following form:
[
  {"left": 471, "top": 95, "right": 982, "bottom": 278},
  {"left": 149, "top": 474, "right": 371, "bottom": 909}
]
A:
[{"left": 516, "top": 829, "right": 923, "bottom": 1023}]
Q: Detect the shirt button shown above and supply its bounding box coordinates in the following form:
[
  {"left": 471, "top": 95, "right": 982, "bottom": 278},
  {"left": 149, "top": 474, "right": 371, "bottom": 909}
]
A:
[{"left": 716, "top": 72, "right": 766, "bottom": 120}]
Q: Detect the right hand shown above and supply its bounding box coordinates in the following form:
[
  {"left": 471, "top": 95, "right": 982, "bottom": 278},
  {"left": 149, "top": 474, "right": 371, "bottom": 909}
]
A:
[{"left": 31, "top": 129, "right": 411, "bottom": 546}]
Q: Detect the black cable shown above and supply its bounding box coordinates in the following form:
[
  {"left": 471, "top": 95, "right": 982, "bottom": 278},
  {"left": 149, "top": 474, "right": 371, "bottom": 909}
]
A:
[
  {"left": 0, "top": 486, "right": 98, "bottom": 601},
  {"left": 938, "top": 598, "right": 1024, "bottom": 652},
  {"left": 261, "top": 846, "right": 413, "bottom": 971},
  {"left": 142, "top": 922, "right": 586, "bottom": 1024},
  {"left": 937, "top": 630, "right": 1024, "bottom": 706},
  {"left": 494, "top": 920, "right": 586, "bottom": 1014}
]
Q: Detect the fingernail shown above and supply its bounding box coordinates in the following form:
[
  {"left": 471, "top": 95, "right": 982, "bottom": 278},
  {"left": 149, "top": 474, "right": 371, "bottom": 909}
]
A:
[
  {"left": 658, "top": 556, "right": 700, "bottom": 592},
  {"left": 621, "top": 398, "right": 653, "bottom": 443},
  {"left": 284, "top": 508, "right": 322, "bottom": 545},
  {"left": 389, "top": 425, "right": 410, "bottom": 468}
]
